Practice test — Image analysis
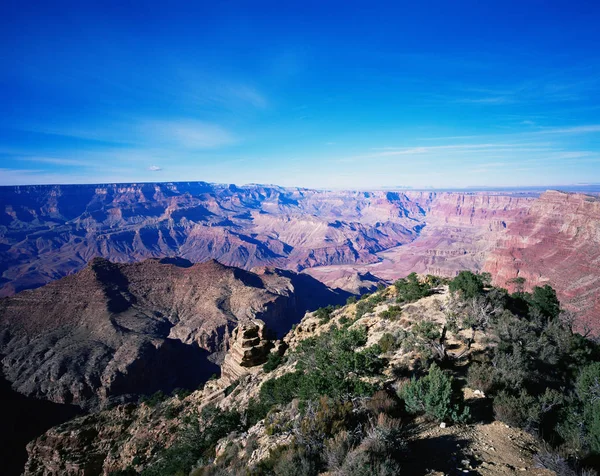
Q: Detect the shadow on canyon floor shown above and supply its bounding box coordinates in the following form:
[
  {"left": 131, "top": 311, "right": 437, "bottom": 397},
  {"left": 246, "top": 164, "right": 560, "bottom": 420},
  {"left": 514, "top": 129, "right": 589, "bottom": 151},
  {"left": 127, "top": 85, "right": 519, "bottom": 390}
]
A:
[{"left": 0, "top": 369, "right": 84, "bottom": 476}]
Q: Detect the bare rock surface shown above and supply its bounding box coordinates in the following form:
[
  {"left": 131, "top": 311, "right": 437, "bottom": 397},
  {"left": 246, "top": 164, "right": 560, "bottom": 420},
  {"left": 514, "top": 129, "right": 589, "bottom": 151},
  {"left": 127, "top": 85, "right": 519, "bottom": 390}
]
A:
[{"left": 220, "top": 320, "right": 273, "bottom": 383}]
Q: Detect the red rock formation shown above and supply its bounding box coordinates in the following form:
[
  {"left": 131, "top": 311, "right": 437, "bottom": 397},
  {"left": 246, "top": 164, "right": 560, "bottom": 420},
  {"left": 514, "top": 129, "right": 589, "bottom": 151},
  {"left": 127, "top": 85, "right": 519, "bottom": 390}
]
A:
[
  {"left": 483, "top": 191, "right": 600, "bottom": 332},
  {"left": 308, "top": 192, "right": 533, "bottom": 287},
  {"left": 3, "top": 183, "right": 600, "bottom": 331},
  {"left": 0, "top": 183, "right": 424, "bottom": 296}
]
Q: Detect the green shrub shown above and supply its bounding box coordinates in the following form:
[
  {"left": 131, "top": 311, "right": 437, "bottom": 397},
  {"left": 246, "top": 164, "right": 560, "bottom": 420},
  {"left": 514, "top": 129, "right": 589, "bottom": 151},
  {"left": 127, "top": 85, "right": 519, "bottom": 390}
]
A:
[
  {"left": 254, "top": 444, "right": 319, "bottom": 476},
  {"left": 394, "top": 272, "right": 432, "bottom": 303},
  {"left": 378, "top": 333, "right": 398, "bottom": 354},
  {"left": 379, "top": 305, "right": 402, "bottom": 320},
  {"left": 528, "top": 285, "right": 561, "bottom": 321},
  {"left": 171, "top": 388, "right": 192, "bottom": 399},
  {"left": 425, "top": 275, "right": 449, "bottom": 287},
  {"left": 142, "top": 407, "right": 242, "bottom": 476},
  {"left": 339, "top": 446, "right": 403, "bottom": 476},
  {"left": 449, "top": 270, "right": 486, "bottom": 298},
  {"left": 404, "top": 318, "right": 447, "bottom": 362},
  {"left": 369, "top": 293, "right": 387, "bottom": 305},
  {"left": 164, "top": 404, "right": 182, "bottom": 419},
  {"left": 263, "top": 352, "right": 284, "bottom": 373},
  {"left": 399, "top": 363, "right": 469, "bottom": 423},
  {"left": 315, "top": 305, "right": 337, "bottom": 323},
  {"left": 466, "top": 362, "right": 495, "bottom": 393},
  {"left": 492, "top": 390, "right": 538, "bottom": 428},
  {"left": 259, "top": 371, "right": 305, "bottom": 409},
  {"left": 355, "top": 300, "right": 376, "bottom": 319},
  {"left": 140, "top": 390, "right": 168, "bottom": 408},
  {"left": 252, "top": 326, "right": 384, "bottom": 420},
  {"left": 224, "top": 379, "right": 240, "bottom": 396},
  {"left": 575, "top": 362, "right": 600, "bottom": 453},
  {"left": 346, "top": 296, "right": 358, "bottom": 305}
]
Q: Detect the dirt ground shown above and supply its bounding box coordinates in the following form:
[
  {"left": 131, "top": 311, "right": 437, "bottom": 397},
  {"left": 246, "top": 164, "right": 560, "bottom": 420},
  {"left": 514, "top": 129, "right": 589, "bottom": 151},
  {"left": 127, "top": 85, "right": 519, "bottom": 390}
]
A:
[{"left": 402, "top": 418, "right": 555, "bottom": 475}]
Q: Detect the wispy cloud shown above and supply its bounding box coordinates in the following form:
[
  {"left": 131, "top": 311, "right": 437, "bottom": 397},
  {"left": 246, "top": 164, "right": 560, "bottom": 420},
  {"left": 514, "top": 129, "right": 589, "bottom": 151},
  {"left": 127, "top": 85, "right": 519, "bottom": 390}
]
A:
[
  {"left": 19, "top": 156, "right": 93, "bottom": 167},
  {"left": 20, "top": 118, "right": 238, "bottom": 150},
  {"left": 143, "top": 120, "right": 237, "bottom": 149},
  {"left": 457, "top": 96, "right": 514, "bottom": 105},
  {"left": 148, "top": 165, "right": 162, "bottom": 171},
  {"left": 356, "top": 142, "right": 554, "bottom": 160},
  {"left": 538, "top": 125, "right": 600, "bottom": 134},
  {"left": 450, "top": 69, "right": 600, "bottom": 107}
]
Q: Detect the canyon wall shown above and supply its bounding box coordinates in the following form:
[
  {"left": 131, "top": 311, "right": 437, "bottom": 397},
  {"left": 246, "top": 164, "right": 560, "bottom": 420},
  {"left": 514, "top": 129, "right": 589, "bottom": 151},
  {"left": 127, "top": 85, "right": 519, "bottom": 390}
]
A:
[
  {"left": 0, "top": 183, "right": 424, "bottom": 296},
  {"left": 2, "top": 183, "right": 600, "bottom": 330},
  {"left": 0, "top": 257, "right": 346, "bottom": 408},
  {"left": 483, "top": 191, "right": 600, "bottom": 331}
]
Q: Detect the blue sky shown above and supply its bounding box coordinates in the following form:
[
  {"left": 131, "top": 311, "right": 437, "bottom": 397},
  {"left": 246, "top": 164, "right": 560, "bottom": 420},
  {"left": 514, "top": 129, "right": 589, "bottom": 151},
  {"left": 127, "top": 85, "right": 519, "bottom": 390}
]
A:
[{"left": 1, "top": 0, "right": 600, "bottom": 189}]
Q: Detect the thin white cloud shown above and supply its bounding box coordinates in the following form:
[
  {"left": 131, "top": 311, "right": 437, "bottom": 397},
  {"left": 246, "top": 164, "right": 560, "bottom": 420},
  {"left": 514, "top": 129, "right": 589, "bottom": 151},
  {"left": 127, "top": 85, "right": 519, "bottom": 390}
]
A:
[
  {"left": 351, "top": 142, "right": 554, "bottom": 160},
  {"left": 148, "top": 165, "right": 162, "bottom": 171},
  {"left": 228, "top": 84, "right": 268, "bottom": 109},
  {"left": 538, "top": 125, "right": 600, "bottom": 134},
  {"left": 144, "top": 119, "right": 237, "bottom": 149},
  {"left": 457, "top": 96, "right": 513, "bottom": 105},
  {"left": 20, "top": 118, "right": 238, "bottom": 150},
  {"left": 19, "top": 156, "right": 92, "bottom": 167}
]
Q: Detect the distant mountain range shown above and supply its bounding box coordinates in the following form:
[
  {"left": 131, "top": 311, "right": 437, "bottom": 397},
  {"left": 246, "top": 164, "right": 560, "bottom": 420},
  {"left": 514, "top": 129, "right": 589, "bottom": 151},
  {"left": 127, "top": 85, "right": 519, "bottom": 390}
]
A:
[{"left": 1, "top": 181, "right": 600, "bottom": 331}]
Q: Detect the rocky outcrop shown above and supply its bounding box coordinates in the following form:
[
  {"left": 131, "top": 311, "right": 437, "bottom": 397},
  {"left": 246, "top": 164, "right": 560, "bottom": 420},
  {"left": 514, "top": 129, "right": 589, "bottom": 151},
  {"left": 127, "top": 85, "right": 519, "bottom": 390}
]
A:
[
  {"left": 0, "top": 257, "right": 347, "bottom": 409},
  {"left": 21, "top": 284, "right": 553, "bottom": 476},
  {"left": 220, "top": 321, "right": 274, "bottom": 383}
]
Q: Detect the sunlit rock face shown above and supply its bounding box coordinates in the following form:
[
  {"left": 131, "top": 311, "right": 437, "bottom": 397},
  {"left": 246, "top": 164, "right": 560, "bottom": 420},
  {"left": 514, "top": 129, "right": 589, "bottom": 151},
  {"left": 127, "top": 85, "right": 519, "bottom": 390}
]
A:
[
  {"left": 0, "top": 183, "right": 425, "bottom": 296},
  {"left": 483, "top": 191, "right": 600, "bottom": 332},
  {"left": 220, "top": 321, "right": 274, "bottom": 384},
  {"left": 2, "top": 183, "right": 600, "bottom": 331}
]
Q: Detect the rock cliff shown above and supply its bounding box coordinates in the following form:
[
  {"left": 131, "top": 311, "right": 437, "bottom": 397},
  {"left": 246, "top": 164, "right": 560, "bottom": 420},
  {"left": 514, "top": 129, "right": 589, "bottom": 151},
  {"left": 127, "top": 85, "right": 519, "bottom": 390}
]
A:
[
  {"left": 0, "top": 183, "right": 423, "bottom": 296},
  {"left": 0, "top": 257, "right": 346, "bottom": 408},
  {"left": 483, "top": 191, "right": 600, "bottom": 331}
]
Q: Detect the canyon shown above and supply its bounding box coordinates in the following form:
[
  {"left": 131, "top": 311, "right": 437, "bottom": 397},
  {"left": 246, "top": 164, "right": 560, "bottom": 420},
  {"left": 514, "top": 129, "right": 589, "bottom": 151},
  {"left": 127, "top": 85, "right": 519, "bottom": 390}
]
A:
[{"left": 1, "top": 182, "right": 600, "bottom": 331}]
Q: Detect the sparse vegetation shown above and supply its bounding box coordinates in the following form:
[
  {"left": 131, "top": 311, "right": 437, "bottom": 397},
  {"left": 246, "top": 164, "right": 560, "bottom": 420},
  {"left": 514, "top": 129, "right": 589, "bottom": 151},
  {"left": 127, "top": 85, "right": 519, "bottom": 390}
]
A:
[
  {"left": 449, "top": 270, "right": 487, "bottom": 298},
  {"left": 378, "top": 304, "right": 402, "bottom": 320},
  {"left": 355, "top": 298, "right": 377, "bottom": 319},
  {"left": 142, "top": 406, "right": 243, "bottom": 476},
  {"left": 314, "top": 304, "right": 339, "bottom": 323},
  {"left": 263, "top": 352, "right": 285, "bottom": 372},
  {"left": 41, "top": 270, "right": 600, "bottom": 476},
  {"left": 256, "top": 325, "right": 384, "bottom": 413},
  {"left": 140, "top": 390, "right": 168, "bottom": 408},
  {"left": 378, "top": 332, "right": 399, "bottom": 353}
]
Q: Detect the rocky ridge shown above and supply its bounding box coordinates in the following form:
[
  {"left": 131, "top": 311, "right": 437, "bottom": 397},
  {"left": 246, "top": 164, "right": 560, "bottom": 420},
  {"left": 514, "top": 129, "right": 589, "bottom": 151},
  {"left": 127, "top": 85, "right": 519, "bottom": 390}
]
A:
[
  {"left": 23, "top": 284, "right": 556, "bottom": 475},
  {"left": 0, "top": 257, "right": 347, "bottom": 409}
]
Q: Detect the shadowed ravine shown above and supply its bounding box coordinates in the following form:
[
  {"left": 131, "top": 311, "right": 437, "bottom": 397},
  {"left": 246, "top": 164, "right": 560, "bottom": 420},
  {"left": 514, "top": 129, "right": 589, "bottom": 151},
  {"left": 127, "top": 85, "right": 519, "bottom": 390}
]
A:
[{"left": 0, "top": 368, "right": 83, "bottom": 476}]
